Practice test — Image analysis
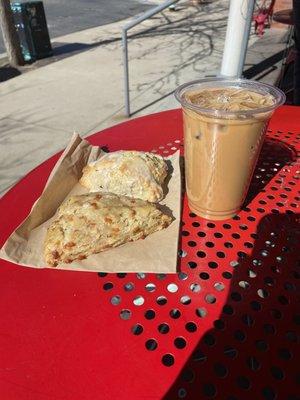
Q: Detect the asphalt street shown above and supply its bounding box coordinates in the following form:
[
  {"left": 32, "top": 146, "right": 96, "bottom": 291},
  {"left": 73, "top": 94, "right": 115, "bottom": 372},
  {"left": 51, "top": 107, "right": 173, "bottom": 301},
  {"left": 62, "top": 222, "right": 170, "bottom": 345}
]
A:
[{"left": 0, "top": 0, "right": 156, "bottom": 54}]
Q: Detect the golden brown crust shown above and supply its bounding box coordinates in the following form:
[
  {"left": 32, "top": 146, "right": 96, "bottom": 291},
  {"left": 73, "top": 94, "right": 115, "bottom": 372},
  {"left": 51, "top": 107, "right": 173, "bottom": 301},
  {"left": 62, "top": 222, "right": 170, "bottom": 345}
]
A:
[
  {"left": 79, "top": 151, "right": 168, "bottom": 202},
  {"left": 44, "top": 192, "right": 172, "bottom": 267}
]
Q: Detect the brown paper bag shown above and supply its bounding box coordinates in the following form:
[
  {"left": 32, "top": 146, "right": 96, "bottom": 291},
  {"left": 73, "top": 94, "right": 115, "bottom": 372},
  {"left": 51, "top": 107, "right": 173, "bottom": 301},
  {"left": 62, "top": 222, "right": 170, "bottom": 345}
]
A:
[{"left": 0, "top": 134, "right": 181, "bottom": 273}]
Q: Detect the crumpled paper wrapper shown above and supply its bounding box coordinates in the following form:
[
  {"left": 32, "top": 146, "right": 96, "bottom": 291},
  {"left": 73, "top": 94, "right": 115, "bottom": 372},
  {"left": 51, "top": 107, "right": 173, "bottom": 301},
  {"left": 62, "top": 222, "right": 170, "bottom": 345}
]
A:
[{"left": 0, "top": 134, "right": 181, "bottom": 273}]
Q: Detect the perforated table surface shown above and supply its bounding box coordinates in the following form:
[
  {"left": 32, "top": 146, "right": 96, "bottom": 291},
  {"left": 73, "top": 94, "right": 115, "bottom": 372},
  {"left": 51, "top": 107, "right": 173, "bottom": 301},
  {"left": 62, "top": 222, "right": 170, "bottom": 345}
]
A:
[{"left": 0, "top": 106, "right": 299, "bottom": 400}]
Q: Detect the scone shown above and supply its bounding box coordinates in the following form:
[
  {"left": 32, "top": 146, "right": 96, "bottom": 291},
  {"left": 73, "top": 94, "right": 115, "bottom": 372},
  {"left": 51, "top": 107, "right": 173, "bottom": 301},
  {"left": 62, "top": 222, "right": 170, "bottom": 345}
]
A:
[
  {"left": 44, "top": 192, "right": 172, "bottom": 267},
  {"left": 79, "top": 151, "right": 168, "bottom": 202}
]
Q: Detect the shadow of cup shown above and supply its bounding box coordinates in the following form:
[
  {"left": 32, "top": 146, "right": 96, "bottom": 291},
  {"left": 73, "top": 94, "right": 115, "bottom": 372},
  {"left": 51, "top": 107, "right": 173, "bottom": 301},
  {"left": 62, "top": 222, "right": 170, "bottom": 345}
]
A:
[{"left": 244, "top": 138, "right": 297, "bottom": 206}]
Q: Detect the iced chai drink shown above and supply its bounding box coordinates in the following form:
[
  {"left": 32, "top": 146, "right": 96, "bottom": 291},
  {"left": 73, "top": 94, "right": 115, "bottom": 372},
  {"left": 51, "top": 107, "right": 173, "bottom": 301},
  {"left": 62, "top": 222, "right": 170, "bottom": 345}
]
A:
[{"left": 175, "top": 79, "right": 285, "bottom": 220}]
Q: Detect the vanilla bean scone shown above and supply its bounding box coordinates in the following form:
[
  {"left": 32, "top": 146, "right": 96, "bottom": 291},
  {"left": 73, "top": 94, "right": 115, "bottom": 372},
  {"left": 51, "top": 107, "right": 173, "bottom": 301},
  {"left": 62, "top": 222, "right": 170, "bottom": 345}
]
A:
[
  {"left": 79, "top": 151, "right": 168, "bottom": 202},
  {"left": 44, "top": 192, "right": 172, "bottom": 267}
]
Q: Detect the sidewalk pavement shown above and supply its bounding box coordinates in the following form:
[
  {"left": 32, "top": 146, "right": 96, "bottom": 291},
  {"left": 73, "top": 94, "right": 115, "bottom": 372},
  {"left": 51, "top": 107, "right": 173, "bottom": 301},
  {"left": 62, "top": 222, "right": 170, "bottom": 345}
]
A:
[{"left": 0, "top": 0, "right": 288, "bottom": 195}]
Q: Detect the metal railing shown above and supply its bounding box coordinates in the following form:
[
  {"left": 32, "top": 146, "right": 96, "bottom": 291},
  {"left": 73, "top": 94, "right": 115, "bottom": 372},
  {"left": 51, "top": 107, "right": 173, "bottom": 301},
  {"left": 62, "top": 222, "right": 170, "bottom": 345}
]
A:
[{"left": 122, "top": 0, "right": 179, "bottom": 117}]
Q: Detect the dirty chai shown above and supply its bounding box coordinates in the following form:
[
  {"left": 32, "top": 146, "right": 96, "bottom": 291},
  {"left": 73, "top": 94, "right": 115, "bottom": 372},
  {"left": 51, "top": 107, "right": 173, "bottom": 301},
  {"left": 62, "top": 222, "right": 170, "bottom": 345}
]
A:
[{"left": 181, "top": 86, "right": 275, "bottom": 220}]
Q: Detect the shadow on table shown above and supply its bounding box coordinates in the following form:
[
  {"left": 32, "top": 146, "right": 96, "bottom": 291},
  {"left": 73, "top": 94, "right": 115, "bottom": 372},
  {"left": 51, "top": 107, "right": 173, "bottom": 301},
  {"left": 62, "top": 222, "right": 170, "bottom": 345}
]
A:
[
  {"left": 164, "top": 212, "right": 300, "bottom": 400},
  {"left": 243, "top": 138, "right": 297, "bottom": 207}
]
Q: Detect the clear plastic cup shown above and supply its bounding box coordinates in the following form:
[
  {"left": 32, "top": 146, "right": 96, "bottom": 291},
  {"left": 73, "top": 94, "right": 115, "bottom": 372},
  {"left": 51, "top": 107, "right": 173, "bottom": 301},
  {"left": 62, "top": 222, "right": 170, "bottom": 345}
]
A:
[{"left": 175, "top": 78, "right": 285, "bottom": 220}]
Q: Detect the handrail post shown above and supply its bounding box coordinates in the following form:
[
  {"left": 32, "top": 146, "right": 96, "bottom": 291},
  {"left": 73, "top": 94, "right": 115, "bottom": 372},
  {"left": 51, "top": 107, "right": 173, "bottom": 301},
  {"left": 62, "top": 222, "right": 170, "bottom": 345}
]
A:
[
  {"left": 122, "top": 28, "right": 130, "bottom": 117},
  {"left": 122, "top": 0, "right": 179, "bottom": 117}
]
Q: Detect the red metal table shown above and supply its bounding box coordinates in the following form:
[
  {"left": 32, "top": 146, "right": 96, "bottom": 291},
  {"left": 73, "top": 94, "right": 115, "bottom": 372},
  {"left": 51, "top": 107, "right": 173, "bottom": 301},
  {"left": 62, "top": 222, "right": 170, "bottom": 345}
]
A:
[{"left": 0, "top": 106, "right": 299, "bottom": 400}]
